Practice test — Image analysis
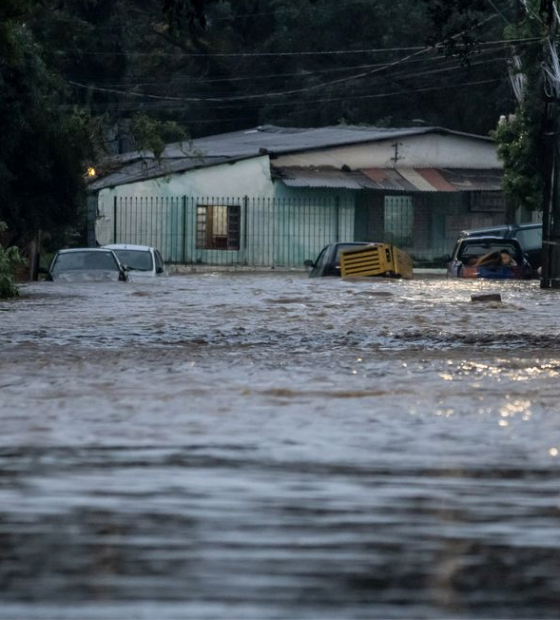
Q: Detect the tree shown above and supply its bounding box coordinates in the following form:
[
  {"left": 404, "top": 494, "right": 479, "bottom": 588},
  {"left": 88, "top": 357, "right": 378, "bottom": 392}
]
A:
[{"left": 0, "top": 0, "right": 94, "bottom": 252}]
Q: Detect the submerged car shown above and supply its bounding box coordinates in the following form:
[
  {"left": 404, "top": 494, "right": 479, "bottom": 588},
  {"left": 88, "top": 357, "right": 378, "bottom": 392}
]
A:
[
  {"left": 447, "top": 236, "right": 535, "bottom": 279},
  {"left": 304, "top": 242, "right": 371, "bottom": 277},
  {"left": 47, "top": 248, "right": 128, "bottom": 282},
  {"left": 458, "top": 222, "right": 542, "bottom": 270},
  {"left": 103, "top": 244, "right": 166, "bottom": 277}
]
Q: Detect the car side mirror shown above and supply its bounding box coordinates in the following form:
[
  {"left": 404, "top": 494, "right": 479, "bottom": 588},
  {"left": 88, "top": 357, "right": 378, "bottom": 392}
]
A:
[
  {"left": 303, "top": 259, "right": 314, "bottom": 268},
  {"left": 156, "top": 266, "right": 164, "bottom": 274}
]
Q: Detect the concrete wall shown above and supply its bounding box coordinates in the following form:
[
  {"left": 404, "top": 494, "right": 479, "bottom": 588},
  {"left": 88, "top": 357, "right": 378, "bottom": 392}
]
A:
[
  {"left": 273, "top": 134, "right": 500, "bottom": 169},
  {"left": 95, "top": 156, "right": 274, "bottom": 245}
]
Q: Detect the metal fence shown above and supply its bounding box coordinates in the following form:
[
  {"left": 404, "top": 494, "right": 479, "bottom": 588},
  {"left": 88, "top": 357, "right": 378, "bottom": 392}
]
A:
[{"left": 108, "top": 194, "right": 455, "bottom": 268}]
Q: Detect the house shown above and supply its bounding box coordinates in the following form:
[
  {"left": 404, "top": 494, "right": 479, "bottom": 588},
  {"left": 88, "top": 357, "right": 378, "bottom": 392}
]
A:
[{"left": 88, "top": 124, "right": 508, "bottom": 268}]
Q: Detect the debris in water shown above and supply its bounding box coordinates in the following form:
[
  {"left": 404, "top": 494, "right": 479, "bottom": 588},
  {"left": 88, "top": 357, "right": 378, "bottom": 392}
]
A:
[{"left": 471, "top": 293, "right": 502, "bottom": 303}]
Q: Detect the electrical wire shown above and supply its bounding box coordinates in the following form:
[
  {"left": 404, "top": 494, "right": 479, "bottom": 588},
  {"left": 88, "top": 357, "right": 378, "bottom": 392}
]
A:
[
  {"left": 64, "top": 43, "right": 521, "bottom": 88},
  {"left": 67, "top": 47, "right": 510, "bottom": 104},
  {"left": 484, "top": 0, "right": 513, "bottom": 24},
  {"left": 60, "top": 74, "right": 506, "bottom": 115},
  {"left": 66, "top": 54, "right": 511, "bottom": 105},
  {"left": 53, "top": 36, "right": 541, "bottom": 58}
]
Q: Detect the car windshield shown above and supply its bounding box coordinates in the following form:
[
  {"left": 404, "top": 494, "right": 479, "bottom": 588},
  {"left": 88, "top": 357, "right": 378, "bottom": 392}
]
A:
[
  {"left": 112, "top": 249, "right": 153, "bottom": 271},
  {"left": 52, "top": 251, "right": 119, "bottom": 272},
  {"left": 459, "top": 241, "right": 521, "bottom": 263}
]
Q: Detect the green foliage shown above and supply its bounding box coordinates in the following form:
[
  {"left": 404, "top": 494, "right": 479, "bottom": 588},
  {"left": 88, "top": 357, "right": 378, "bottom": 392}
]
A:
[
  {"left": 0, "top": 9, "right": 94, "bottom": 248},
  {"left": 492, "top": 113, "right": 544, "bottom": 212},
  {"left": 489, "top": 0, "right": 549, "bottom": 213},
  {"left": 0, "top": 223, "right": 26, "bottom": 298},
  {"left": 130, "top": 114, "right": 188, "bottom": 158}
]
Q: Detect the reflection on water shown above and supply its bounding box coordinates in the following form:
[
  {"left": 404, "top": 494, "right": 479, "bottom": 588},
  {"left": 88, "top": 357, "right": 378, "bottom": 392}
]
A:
[{"left": 1, "top": 274, "right": 560, "bottom": 619}]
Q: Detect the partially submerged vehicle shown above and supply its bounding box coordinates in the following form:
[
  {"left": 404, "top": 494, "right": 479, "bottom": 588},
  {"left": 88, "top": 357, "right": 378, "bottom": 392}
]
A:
[
  {"left": 458, "top": 222, "right": 542, "bottom": 270},
  {"left": 304, "top": 242, "right": 413, "bottom": 279},
  {"left": 446, "top": 237, "right": 535, "bottom": 280},
  {"left": 304, "top": 242, "right": 371, "bottom": 277},
  {"left": 47, "top": 248, "right": 128, "bottom": 282},
  {"left": 103, "top": 244, "right": 166, "bottom": 277}
]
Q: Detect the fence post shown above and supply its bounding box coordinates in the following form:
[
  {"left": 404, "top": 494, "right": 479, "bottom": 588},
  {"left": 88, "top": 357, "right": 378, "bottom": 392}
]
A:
[
  {"left": 113, "top": 196, "right": 117, "bottom": 243},
  {"left": 243, "top": 195, "right": 248, "bottom": 256},
  {"left": 335, "top": 196, "right": 340, "bottom": 241},
  {"left": 182, "top": 196, "right": 187, "bottom": 264}
]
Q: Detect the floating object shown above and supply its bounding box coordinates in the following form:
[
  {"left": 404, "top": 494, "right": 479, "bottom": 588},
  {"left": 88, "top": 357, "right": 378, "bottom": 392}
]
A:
[
  {"left": 340, "top": 243, "right": 413, "bottom": 279},
  {"left": 471, "top": 293, "right": 502, "bottom": 303}
]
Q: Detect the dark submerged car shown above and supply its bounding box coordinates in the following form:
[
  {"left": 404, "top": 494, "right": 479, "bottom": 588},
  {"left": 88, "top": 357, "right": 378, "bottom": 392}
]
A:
[
  {"left": 47, "top": 248, "right": 128, "bottom": 282},
  {"left": 304, "top": 242, "right": 371, "bottom": 277},
  {"left": 446, "top": 237, "right": 535, "bottom": 280},
  {"left": 459, "top": 222, "right": 542, "bottom": 270}
]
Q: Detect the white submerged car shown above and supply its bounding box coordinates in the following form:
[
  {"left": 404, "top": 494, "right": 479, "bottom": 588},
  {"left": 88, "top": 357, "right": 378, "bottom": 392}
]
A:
[{"left": 103, "top": 244, "right": 167, "bottom": 277}]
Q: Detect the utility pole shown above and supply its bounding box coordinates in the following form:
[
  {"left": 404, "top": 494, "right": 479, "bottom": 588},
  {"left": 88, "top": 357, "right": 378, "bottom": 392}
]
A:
[{"left": 540, "top": 0, "right": 560, "bottom": 287}]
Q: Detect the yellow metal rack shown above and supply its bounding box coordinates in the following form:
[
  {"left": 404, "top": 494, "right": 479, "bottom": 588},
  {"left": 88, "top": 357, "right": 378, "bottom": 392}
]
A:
[{"left": 340, "top": 243, "right": 413, "bottom": 279}]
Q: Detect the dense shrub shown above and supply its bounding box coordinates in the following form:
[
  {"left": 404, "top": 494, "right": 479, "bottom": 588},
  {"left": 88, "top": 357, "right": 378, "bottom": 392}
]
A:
[{"left": 0, "top": 222, "right": 26, "bottom": 298}]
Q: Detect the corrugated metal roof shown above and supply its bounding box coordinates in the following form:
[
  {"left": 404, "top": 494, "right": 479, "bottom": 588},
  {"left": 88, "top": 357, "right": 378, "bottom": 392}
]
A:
[
  {"left": 414, "top": 168, "right": 456, "bottom": 191},
  {"left": 398, "top": 168, "right": 439, "bottom": 192},
  {"left": 276, "top": 167, "right": 503, "bottom": 192},
  {"left": 278, "top": 168, "right": 376, "bottom": 190},
  {"left": 438, "top": 167, "right": 503, "bottom": 191},
  {"left": 89, "top": 125, "right": 499, "bottom": 191},
  {"left": 166, "top": 125, "right": 464, "bottom": 159},
  {"left": 88, "top": 156, "right": 231, "bottom": 191}
]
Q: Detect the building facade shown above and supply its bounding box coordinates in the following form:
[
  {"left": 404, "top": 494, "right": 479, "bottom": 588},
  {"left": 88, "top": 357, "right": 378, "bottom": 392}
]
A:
[{"left": 89, "top": 125, "right": 509, "bottom": 268}]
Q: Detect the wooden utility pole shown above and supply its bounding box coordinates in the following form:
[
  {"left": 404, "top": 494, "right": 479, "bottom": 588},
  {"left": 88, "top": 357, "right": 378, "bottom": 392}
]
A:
[{"left": 541, "top": 0, "right": 560, "bottom": 287}]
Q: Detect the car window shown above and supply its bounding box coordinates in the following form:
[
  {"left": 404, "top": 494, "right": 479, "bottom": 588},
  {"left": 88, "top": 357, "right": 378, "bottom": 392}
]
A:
[
  {"left": 154, "top": 250, "right": 164, "bottom": 272},
  {"left": 515, "top": 227, "right": 542, "bottom": 250},
  {"left": 459, "top": 241, "right": 522, "bottom": 262},
  {"left": 314, "top": 247, "right": 328, "bottom": 269},
  {"left": 52, "top": 251, "right": 119, "bottom": 272},
  {"left": 112, "top": 249, "right": 154, "bottom": 271}
]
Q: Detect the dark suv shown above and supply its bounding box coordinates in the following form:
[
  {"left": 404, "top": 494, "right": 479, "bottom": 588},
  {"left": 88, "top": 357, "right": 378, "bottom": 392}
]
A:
[
  {"left": 458, "top": 222, "right": 542, "bottom": 270},
  {"left": 304, "top": 242, "right": 371, "bottom": 277}
]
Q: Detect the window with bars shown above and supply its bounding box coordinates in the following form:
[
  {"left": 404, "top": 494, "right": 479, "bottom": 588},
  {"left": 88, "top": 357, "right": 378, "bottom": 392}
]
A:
[{"left": 196, "top": 204, "right": 241, "bottom": 250}]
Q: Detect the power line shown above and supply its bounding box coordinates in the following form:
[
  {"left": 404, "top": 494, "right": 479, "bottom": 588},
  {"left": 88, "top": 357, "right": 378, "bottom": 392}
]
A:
[
  {"left": 61, "top": 74, "right": 506, "bottom": 115},
  {"left": 61, "top": 10, "right": 515, "bottom": 116},
  {"left": 65, "top": 42, "right": 520, "bottom": 88},
  {"left": 66, "top": 48, "right": 510, "bottom": 90},
  {"left": 52, "top": 36, "right": 541, "bottom": 59},
  {"left": 67, "top": 45, "right": 511, "bottom": 104},
  {"left": 484, "top": 0, "right": 513, "bottom": 24}
]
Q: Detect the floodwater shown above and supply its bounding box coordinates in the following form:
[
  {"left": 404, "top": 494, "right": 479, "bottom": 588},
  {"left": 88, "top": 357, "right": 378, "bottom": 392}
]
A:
[{"left": 1, "top": 272, "right": 560, "bottom": 620}]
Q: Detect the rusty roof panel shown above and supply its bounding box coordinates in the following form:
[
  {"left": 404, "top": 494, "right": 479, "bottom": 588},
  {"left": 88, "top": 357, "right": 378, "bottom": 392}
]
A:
[
  {"left": 438, "top": 168, "right": 503, "bottom": 191},
  {"left": 271, "top": 166, "right": 503, "bottom": 193},
  {"left": 415, "top": 168, "right": 457, "bottom": 191},
  {"left": 277, "top": 167, "right": 377, "bottom": 190}
]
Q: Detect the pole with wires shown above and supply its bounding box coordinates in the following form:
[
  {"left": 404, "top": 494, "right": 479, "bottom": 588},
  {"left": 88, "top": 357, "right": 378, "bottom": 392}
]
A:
[{"left": 540, "top": 0, "right": 560, "bottom": 287}]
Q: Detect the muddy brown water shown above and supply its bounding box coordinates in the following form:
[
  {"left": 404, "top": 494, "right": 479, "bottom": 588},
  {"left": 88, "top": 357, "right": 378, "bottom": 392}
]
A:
[{"left": 1, "top": 273, "right": 560, "bottom": 619}]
